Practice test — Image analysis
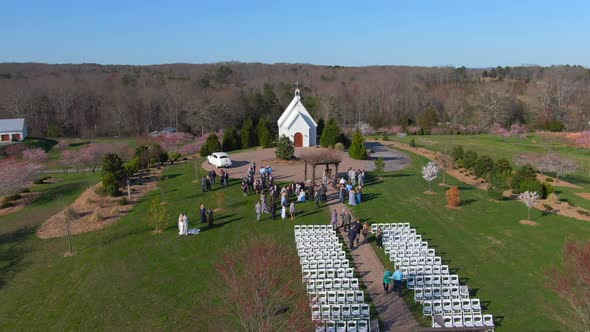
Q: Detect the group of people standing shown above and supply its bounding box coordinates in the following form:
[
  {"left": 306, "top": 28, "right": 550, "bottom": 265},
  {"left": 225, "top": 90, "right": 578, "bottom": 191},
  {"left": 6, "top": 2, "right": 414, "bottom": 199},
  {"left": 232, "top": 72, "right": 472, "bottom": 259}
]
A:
[
  {"left": 177, "top": 204, "right": 215, "bottom": 236},
  {"left": 201, "top": 169, "right": 229, "bottom": 192},
  {"left": 241, "top": 161, "right": 274, "bottom": 196},
  {"left": 338, "top": 168, "right": 365, "bottom": 206}
]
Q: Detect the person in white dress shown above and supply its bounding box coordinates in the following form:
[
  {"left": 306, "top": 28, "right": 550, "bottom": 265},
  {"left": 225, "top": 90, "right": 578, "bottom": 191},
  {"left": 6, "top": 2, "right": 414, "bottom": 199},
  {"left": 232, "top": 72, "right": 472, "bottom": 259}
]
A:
[
  {"left": 178, "top": 213, "right": 184, "bottom": 235},
  {"left": 182, "top": 213, "right": 189, "bottom": 236}
]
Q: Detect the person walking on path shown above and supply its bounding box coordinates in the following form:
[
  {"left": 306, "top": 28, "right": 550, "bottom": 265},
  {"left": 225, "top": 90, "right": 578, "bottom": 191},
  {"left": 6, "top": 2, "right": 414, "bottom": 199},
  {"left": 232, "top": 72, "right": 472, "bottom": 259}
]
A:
[
  {"left": 338, "top": 184, "right": 346, "bottom": 203},
  {"left": 255, "top": 201, "right": 262, "bottom": 222},
  {"left": 270, "top": 201, "right": 277, "bottom": 220},
  {"left": 343, "top": 210, "right": 352, "bottom": 232},
  {"left": 361, "top": 221, "right": 371, "bottom": 243},
  {"left": 392, "top": 267, "right": 404, "bottom": 296},
  {"left": 330, "top": 209, "right": 339, "bottom": 230},
  {"left": 347, "top": 226, "right": 358, "bottom": 249},
  {"left": 376, "top": 227, "right": 383, "bottom": 248},
  {"left": 289, "top": 201, "right": 296, "bottom": 220},
  {"left": 315, "top": 190, "right": 321, "bottom": 208},
  {"left": 383, "top": 268, "right": 394, "bottom": 294},
  {"left": 207, "top": 209, "right": 214, "bottom": 227},
  {"left": 281, "top": 201, "right": 287, "bottom": 219},
  {"left": 200, "top": 204, "right": 207, "bottom": 223},
  {"left": 353, "top": 220, "right": 363, "bottom": 246}
]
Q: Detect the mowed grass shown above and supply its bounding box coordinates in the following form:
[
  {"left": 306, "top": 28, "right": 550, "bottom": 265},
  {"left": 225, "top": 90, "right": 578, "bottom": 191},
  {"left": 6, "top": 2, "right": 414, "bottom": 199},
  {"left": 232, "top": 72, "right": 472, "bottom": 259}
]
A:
[
  {"left": 0, "top": 162, "right": 326, "bottom": 330},
  {"left": 350, "top": 150, "right": 590, "bottom": 331}
]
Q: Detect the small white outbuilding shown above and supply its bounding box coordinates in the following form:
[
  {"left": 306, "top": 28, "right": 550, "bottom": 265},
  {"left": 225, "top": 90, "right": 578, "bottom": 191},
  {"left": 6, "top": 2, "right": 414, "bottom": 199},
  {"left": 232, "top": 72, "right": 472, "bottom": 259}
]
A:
[
  {"left": 277, "top": 88, "right": 318, "bottom": 147},
  {"left": 0, "top": 118, "right": 27, "bottom": 143}
]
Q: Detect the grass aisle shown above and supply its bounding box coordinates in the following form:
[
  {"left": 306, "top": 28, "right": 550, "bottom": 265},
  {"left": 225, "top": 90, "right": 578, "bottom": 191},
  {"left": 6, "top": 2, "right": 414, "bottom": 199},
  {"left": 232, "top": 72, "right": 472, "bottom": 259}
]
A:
[
  {"left": 351, "top": 149, "right": 590, "bottom": 331},
  {"left": 0, "top": 162, "right": 327, "bottom": 330}
]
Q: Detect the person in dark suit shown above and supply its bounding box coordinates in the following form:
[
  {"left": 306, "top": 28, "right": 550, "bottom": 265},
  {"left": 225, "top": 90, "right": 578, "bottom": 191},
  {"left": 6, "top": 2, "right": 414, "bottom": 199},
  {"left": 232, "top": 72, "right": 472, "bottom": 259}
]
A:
[{"left": 200, "top": 204, "right": 207, "bottom": 223}]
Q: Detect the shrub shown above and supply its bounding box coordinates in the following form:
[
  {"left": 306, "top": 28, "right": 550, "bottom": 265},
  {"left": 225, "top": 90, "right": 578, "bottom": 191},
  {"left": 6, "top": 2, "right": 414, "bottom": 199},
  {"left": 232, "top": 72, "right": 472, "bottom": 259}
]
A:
[
  {"left": 487, "top": 186, "right": 504, "bottom": 201},
  {"left": 1, "top": 201, "right": 14, "bottom": 209},
  {"left": 511, "top": 165, "right": 537, "bottom": 192},
  {"left": 382, "top": 133, "right": 389, "bottom": 141},
  {"left": 451, "top": 145, "right": 464, "bottom": 162},
  {"left": 6, "top": 194, "right": 22, "bottom": 201},
  {"left": 518, "top": 179, "right": 543, "bottom": 196},
  {"left": 545, "top": 119, "right": 564, "bottom": 132},
  {"left": 542, "top": 182, "right": 554, "bottom": 199},
  {"left": 474, "top": 155, "right": 494, "bottom": 178},
  {"left": 118, "top": 197, "right": 128, "bottom": 206},
  {"left": 94, "top": 185, "right": 107, "bottom": 196},
  {"left": 545, "top": 177, "right": 554, "bottom": 183},
  {"left": 334, "top": 142, "right": 345, "bottom": 151},
  {"left": 446, "top": 186, "right": 460, "bottom": 207},
  {"left": 101, "top": 153, "right": 125, "bottom": 197},
  {"left": 492, "top": 159, "right": 512, "bottom": 177},
  {"left": 462, "top": 150, "right": 478, "bottom": 169},
  {"left": 547, "top": 193, "right": 559, "bottom": 203},
  {"left": 543, "top": 204, "right": 553, "bottom": 211},
  {"left": 168, "top": 151, "right": 181, "bottom": 163},
  {"left": 375, "top": 157, "right": 385, "bottom": 175},
  {"left": 33, "top": 178, "right": 45, "bottom": 185},
  {"left": 409, "top": 139, "right": 416, "bottom": 147},
  {"left": 275, "top": 135, "right": 294, "bottom": 160},
  {"left": 201, "top": 133, "right": 222, "bottom": 157},
  {"left": 578, "top": 210, "right": 590, "bottom": 216},
  {"left": 348, "top": 129, "right": 368, "bottom": 160}
]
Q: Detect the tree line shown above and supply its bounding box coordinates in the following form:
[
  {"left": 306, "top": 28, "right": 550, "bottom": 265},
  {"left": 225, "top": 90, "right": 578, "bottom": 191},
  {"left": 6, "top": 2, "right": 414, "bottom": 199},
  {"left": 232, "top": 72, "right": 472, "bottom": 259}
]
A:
[{"left": 1, "top": 62, "right": 589, "bottom": 138}]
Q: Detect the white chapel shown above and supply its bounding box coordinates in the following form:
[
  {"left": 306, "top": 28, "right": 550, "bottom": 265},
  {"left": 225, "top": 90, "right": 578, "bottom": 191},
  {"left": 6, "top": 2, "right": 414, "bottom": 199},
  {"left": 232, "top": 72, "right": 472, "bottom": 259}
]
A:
[{"left": 277, "top": 88, "right": 318, "bottom": 147}]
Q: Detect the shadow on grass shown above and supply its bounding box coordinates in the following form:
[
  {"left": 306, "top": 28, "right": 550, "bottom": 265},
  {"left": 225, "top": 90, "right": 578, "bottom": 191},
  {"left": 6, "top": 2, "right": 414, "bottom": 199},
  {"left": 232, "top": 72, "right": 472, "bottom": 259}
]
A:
[{"left": 0, "top": 226, "right": 36, "bottom": 289}]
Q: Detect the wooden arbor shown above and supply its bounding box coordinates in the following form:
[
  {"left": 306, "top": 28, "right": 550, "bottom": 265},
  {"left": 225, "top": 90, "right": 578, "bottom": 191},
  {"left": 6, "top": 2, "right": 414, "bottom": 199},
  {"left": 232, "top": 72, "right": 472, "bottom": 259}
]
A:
[{"left": 300, "top": 150, "right": 342, "bottom": 185}]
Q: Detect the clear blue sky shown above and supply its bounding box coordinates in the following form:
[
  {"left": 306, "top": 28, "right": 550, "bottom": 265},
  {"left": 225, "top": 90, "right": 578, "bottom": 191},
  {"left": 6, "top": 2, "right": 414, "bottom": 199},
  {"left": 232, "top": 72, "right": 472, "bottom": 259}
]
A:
[{"left": 1, "top": 0, "right": 589, "bottom": 67}]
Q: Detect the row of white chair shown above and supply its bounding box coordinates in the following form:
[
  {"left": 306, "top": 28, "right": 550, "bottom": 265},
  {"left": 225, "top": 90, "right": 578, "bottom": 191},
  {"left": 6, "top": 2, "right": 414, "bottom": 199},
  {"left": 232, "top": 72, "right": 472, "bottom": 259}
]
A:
[
  {"left": 299, "top": 251, "right": 347, "bottom": 261},
  {"left": 407, "top": 274, "right": 459, "bottom": 288},
  {"left": 371, "top": 222, "right": 411, "bottom": 231},
  {"left": 391, "top": 255, "right": 443, "bottom": 267},
  {"left": 301, "top": 259, "right": 350, "bottom": 270},
  {"left": 422, "top": 298, "right": 482, "bottom": 315},
  {"left": 310, "top": 290, "right": 365, "bottom": 305},
  {"left": 313, "top": 303, "right": 370, "bottom": 321},
  {"left": 303, "top": 268, "right": 355, "bottom": 280},
  {"left": 384, "top": 240, "right": 427, "bottom": 250},
  {"left": 307, "top": 278, "right": 360, "bottom": 292},
  {"left": 432, "top": 313, "right": 494, "bottom": 328},
  {"left": 315, "top": 320, "right": 369, "bottom": 332},
  {"left": 388, "top": 248, "right": 436, "bottom": 258},
  {"left": 297, "top": 242, "right": 343, "bottom": 249},
  {"left": 295, "top": 224, "right": 333, "bottom": 231},
  {"left": 411, "top": 284, "right": 469, "bottom": 299}
]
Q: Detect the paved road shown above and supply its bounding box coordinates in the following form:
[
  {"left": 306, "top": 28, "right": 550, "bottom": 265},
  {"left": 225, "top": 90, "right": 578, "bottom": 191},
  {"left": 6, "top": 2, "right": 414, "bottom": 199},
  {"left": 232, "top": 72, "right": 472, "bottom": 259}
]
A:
[{"left": 365, "top": 141, "right": 411, "bottom": 172}]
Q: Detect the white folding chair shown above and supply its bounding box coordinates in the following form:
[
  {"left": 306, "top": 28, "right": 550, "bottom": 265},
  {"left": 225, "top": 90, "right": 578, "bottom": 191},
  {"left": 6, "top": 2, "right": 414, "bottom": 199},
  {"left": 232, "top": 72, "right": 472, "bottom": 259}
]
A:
[
  {"left": 452, "top": 298, "right": 462, "bottom": 313},
  {"left": 450, "top": 274, "right": 459, "bottom": 285},
  {"left": 360, "top": 303, "right": 370, "bottom": 319},
  {"left": 473, "top": 314, "right": 483, "bottom": 327},
  {"left": 443, "top": 315, "right": 453, "bottom": 327},
  {"left": 460, "top": 285, "right": 469, "bottom": 297},
  {"left": 341, "top": 304, "right": 351, "bottom": 319},
  {"left": 463, "top": 314, "right": 474, "bottom": 327},
  {"left": 351, "top": 304, "right": 361, "bottom": 319},
  {"left": 316, "top": 280, "right": 324, "bottom": 291},
  {"left": 432, "top": 286, "right": 442, "bottom": 299},
  {"left": 461, "top": 298, "right": 472, "bottom": 313},
  {"left": 345, "top": 267, "right": 354, "bottom": 278},
  {"left": 414, "top": 288, "right": 424, "bottom": 303},
  {"left": 307, "top": 280, "right": 316, "bottom": 293},
  {"left": 325, "top": 320, "right": 336, "bottom": 332},
  {"left": 450, "top": 286, "right": 460, "bottom": 298},
  {"left": 318, "top": 291, "right": 327, "bottom": 304},
  {"left": 452, "top": 314, "right": 464, "bottom": 327},
  {"left": 336, "top": 291, "right": 346, "bottom": 304},
  {"left": 355, "top": 290, "right": 364, "bottom": 303},
  {"left": 424, "top": 287, "right": 433, "bottom": 301},
  {"left": 331, "top": 304, "right": 341, "bottom": 320},
  {"left": 327, "top": 291, "right": 337, "bottom": 304},
  {"left": 318, "top": 269, "right": 326, "bottom": 279},
  {"left": 433, "top": 299, "right": 443, "bottom": 315},
  {"left": 312, "top": 304, "right": 321, "bottom": 320},
  {"left": 324, "top": 279, "right": 333, "bottom": 291},
  {"left": 407, "top": 275, "right": 415, "bottom": 289},
  {"left": 471, "top": 298, "right": 481, "bottom": 314},
  {"left": 357, "top": 320, "right": 369, "bottom": 332},
  {"left": 346, "top": 320, "right": 357, "bottom": 332},
  {"left": 321, "top": 304, "right": 331, "bottom": 320},
  {"left": 423, "top": 300, "right": 433, "bottom": 316},
  {"left": 336, "top": 320, "right": 346, "bottom": 332},
  {"left": 333, "top": 278, "right": 342, "bottom": 290},
  {"left": 315, "top": 321, "right": 326, "bottom": 332},
  {"left": 341, "top": 278, "right": 350, "bottom": 290},
  {"left": 483, "top": 314, "right": 494, "bottom": 327},
  {"left": 350, "top": 278, "right": 359, "bottom": 289},
  {"left": 442, "top": 299, "right": 453, "bottom": 315},
  {"left": 326, "top": 268, "right": 336, "bottom": 279},
  {"left": 440, "top": 265, "right": 449, "bottom": 274},
  {"left": 424, "top": 275, "right": 433, "bottom": 287}
]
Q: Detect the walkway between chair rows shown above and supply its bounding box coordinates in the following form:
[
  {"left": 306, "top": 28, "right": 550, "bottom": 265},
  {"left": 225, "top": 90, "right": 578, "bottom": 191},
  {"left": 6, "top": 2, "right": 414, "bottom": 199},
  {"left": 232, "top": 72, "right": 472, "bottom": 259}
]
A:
[{"left": 328, "top": 194, "right": 418, "bottom": 332}]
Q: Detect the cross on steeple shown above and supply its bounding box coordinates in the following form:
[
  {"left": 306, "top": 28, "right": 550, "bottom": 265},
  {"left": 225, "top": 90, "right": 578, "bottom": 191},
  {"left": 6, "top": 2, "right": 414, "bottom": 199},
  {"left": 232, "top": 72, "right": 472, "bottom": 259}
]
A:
[{"left": 295, "top": 81, "right": 299, "bottom": 89}]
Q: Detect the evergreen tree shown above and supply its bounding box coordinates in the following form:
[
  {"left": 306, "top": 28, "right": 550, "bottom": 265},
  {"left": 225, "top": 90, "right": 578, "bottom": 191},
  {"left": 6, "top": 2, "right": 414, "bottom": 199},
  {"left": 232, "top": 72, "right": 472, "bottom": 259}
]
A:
[
  {"left": 317, "top": 118, "right": 325, "bottom": 141},
  {"left": 240, "top": 116, "right": 256, "bottom": 148},
  {"left": 101, "top": 153, "right": 125, "bottom": 196},
  {"left": 257, "top": 117, "right": 273, "bottom": 148},
  {"left": 348, "top": 129, "right": 368, "bottom": 160},
  {"left": 201, "top": 133, "right": 221, "bottom": 157},
  {"left": 320, "top": 118, "right": 341, "bottom": 148},
  {"left": 222, "top": 128, "right": 241, "bottom": 151},
  {"left": 275, "top": 135, "right": 294, "bottom": 160}
]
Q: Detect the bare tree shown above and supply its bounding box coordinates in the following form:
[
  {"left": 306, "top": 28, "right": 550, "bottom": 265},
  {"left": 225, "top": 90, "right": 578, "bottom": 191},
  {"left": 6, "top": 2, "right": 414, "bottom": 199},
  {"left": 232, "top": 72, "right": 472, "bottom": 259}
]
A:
[{"left": 477, "top": 86, "right": 508, "bottom": 127}]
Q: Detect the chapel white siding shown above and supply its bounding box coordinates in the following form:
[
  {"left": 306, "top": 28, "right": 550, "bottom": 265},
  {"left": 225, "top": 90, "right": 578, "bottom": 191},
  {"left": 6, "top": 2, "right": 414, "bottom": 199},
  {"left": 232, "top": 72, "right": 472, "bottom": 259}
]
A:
[{"left": 277, "top": 89, "right": 317, "bottom": 147}]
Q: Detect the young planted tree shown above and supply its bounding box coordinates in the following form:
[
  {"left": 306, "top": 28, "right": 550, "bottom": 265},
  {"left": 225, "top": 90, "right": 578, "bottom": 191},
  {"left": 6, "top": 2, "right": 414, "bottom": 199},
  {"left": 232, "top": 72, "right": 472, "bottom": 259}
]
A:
[
  {"left": 22, "top": 148, "right": 49, "bottom": 164},
  {"left": 275, "top": 135, "right": 294, "bottom": 160},
  {"left": 63, "top": 207, "right": 77, "bottom": 255},
  {"left": 101, "top": 153, "right": 125, "bottom": 196},
  {"left": 374, "top": 157, "right": 385, "bottom": 177},
  {"left": 422, "top": 161, "right": 440, "bottom": 193},
  {"left": 147, "top": 193, "right": 168, "bottom": 234},
  {"left": 446, "top": 186, "right": 461, "bottom": 207},
  {"left": 348, "top": 129, "right": 368, "bottom": 160},
  {"left": 214, "top": 238, "right": 312, "bottom": 331},
  {"left": 435, "top": 153, "right": 452, "bottom": 185},
  {"left": 320, "top": 118, "right": 341, "bottom": 148},
  {"left": 545, "top": 240, "right": 590, "bottom": 332},
  {"left": 518, "top": 191, "right": 539, "bottom": 220}
]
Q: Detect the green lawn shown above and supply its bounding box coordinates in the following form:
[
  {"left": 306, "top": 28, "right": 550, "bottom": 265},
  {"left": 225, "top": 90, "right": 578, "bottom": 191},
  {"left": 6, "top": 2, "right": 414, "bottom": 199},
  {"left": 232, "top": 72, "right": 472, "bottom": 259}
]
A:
[
  {"left": 350, "top": 148, "right": 590, "bottom": 331},
  {"left": 0, "top": 162, "right": 329, "bottom": 330}
]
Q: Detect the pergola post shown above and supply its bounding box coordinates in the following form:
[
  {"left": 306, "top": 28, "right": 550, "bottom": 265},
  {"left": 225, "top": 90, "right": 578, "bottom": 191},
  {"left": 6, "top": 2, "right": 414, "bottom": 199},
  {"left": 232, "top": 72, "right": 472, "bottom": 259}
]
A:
[
  {"left": 335, "top": 163, "right": 339, "bottom": 180},
  {"left": 304, "top": 160, "right": 308, "bottom": 182},
  {"left": 312, "top": 164, "right": 316, "bottom": 186}
]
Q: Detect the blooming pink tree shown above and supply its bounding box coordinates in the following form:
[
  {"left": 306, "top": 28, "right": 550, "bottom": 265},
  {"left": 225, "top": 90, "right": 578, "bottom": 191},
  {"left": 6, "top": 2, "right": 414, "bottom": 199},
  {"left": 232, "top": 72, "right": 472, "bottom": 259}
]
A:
[
  {"left": 154, "top": 132, "right": 193, "bottom": 152},
  {"left": 0, "top": 159, "right": 41, "bottom": 198},
  {"left": 22, "top": 148, "right": 49, "bottom": 164},
  {"left": 56, "top": 140, "right": 69, "bottom": 150},
  {"left": 60, "top": 150, "right": 82, "bottom": 173},
  {"left": 575, "top": 131, "right": 590, "bottom": 148},
  {"left": 79, "top": 143, "right": 110, "bottom": 172},
  {"left": 408, "top": 126, "right": 421, "bottom": 135}
]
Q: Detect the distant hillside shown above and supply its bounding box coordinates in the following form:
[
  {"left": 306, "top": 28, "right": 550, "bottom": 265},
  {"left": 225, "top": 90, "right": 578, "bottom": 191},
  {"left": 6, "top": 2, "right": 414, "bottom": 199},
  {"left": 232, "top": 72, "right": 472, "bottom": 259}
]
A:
[{"left": 0, "top": 62, "right": 588, "bottom": 137}]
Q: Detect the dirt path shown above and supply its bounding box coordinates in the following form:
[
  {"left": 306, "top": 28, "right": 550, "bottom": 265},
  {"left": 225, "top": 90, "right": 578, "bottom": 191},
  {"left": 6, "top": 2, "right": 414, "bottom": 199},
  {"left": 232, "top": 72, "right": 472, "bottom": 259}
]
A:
[{"left": 327, "top": 191, "right": 418, "bottom": 332}]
